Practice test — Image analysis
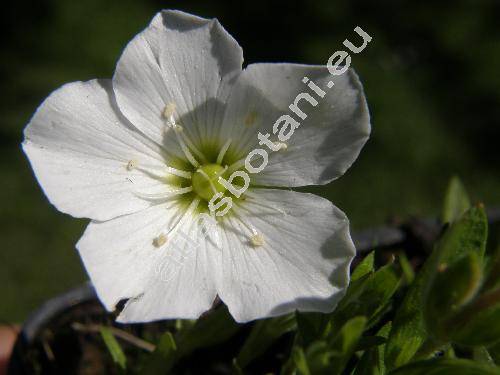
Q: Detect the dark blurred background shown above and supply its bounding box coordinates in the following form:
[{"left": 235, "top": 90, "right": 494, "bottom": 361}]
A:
[{"left": 1, "top": 0, "right": 499, "bottom": 321}]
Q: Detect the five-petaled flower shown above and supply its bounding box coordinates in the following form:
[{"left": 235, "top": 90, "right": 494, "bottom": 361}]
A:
[{"left": 22, "top": 10, "right": 370, "bottom": 323}]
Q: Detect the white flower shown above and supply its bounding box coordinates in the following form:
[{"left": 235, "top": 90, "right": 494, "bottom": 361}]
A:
[{"left": 22, "top": 10, "right": 370, "bottom": 323}]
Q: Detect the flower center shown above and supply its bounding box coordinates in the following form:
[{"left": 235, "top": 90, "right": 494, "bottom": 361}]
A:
[{"left": 192, "top": 163, "right": 227, "bottom": 201}]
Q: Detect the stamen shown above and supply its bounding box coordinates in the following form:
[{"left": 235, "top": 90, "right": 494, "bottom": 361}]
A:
[
  {"left": 174, "top": 128, "right": 201, "bottom": 169},
  {"left": 138, "top": 165, "right": 192, "bottom": 180},
  {"left": 153, "top": 233, "right": 167, "bottom": 248},
  {"left": 179, "top": 131, "right": 208, "bottom": 164},
  {"left": 135, "top": 186, "right": 193, "bottom": 201},
  {"left": 231, "top": 207, "right": 265, "bottom": 248},
  {"left": 151, "top": 197, "right": 201, "bottom": 249},
  {"left": 162, "top": 102, "right": 201, "bottom": 168},
  {"left": 164, "top": 166, "right": 192, "bottom": 179},
  {"left": 171, "top": 127, "right": 200, "bottom": 168},
  {"left": 162, "top": 102, "right": 177, "bottom": 123},
  {"left": 216, "top": 139, "right": 232, "bottom": 165},
  {"left": 126, "top": 159, "right": 138, "bottom": 171},
  {"left": 166, "top": 197, "right": 201, "bottom": 237}
]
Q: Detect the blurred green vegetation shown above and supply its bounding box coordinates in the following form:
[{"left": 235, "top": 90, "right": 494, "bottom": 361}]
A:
[{"left": 1, "top": 0, "right": 499, "bottom": 321}]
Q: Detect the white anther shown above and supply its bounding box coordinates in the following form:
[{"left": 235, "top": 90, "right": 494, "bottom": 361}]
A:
[
  {"left": 153, "top": 233, "right": 167, "bottom": 248},
  {"left": 126, "top": 159, "right": 138, "bottom": 171},
  {"left": 162, "top": 102, "right": 176, "bottom": 122},
  {"left": 250, "top": 233, "right": 265, "bottom": 247},
  {"left": 163, "top": 103, "right": 184, "bottom": 133}
]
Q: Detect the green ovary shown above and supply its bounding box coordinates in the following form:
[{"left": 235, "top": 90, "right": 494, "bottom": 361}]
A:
[{"left": 191, "top": 163, "right": 227, "bottom": 201}]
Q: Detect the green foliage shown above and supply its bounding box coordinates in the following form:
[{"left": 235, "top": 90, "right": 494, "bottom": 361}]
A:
[
  {"left": 398, "top": 253, "right": 415, "bottom": 285},
  {"left": 386, "top": 202, "right": 488, "bottom": 369},
  {"left": 388, "top": 359, "right": 500, "bottom": 375},
  {"left": 99, "top": 327, "right": 127, "bottom": 371},
  {"left": 424, "top": 252, "right": 483, "bottom": 341},
  {"left": 351, "top": 251, "right": 375, "bottom": 281},
  {"left": 296, "top": 311, "right": 331, "bottom": 347},
  {"left": 63, "top": 180, "right": 500, "bottom": 373},
  {"left": 353, "top": 322, "right": 392, "bottom": 375},
  {"left": 140, "top": 332, "right": 176, "bottom": 375},
  {"left": 236, "top": 314, "right": 296, "bottom": 368},
  {"left": 332, "top": 259, "right": 400, "bottom": 330},
  {"left": 442, "top": 176, "right": 471, "bottom": 224},
  {"left": 294, "top": 317, "right": 367, "bottom": 375},
  {"left": 175, "top": 306, "right": 240, "bottom": 357},
  {"left": 449, "top": 290, "right": 500, "bottom": 347}
]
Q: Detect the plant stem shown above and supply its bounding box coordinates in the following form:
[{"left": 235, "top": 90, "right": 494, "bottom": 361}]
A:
[{"left": 71, "top": 322, "right": 156, "bottom": 352}]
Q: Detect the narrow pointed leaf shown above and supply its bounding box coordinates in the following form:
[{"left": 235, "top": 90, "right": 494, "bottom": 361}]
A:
[
  {"left": 352, "top": 251, "right": 375, "bottom": 281},
  {"left": 99, "top": 327, "right": 127, "bottom": 370},
  {"left": 442, "top": 176, "right": 471, "bottom": 224},
  {"left": 292, "top": 346, "right": 311, "bottom": 375}
]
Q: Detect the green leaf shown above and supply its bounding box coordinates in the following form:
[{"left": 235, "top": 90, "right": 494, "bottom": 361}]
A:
[
  {"left": 294, "top": 317, "right": 367, "bottom": 375},
  {"left": 237, "top": 314, "right": 296, "bottom": 368},
  {"left": 231, "top": 358, "right": 245, "bottom": 375},
  {"left": 140, "top": 332, "right": 177, "bottom": 375},
  {"left": 434, "top": 205, "right": 488, "bottom": 262},
  {"left": 352, "top": 251, "right": 375, "bottom": 281},
  {"left": 292, "top": 346, "right": 311, "bottom": 375},
  {"left": 355, "top": 335, "right": 387, "bottom": 351},
  {"left": 442, "top": 176, "right": 471, "bottom": 224},
  {"left": 296, "top": 311, "right": 330, "bottom": 347},
  {"left": 333, "top": 263, "right": 400, "bottom": 329},
  {"left": 449, "top": 288, "right": 500, "bottom": 346},
  {"left": 386, "top": 206, "right": 488, "bottom": 369},
  {"left": 473, "top": 347, "right": 495, "bottom": 365},
  {"left": 328, "top": 316, "right": 367, "bottom": 375},
  {"left": 398, "top": 253, "right": 415, "bottom": 285},
  {"left": 353, "top": 322, "right": 392, "bottom": 375},
  {"left": 304, "top": 341, "right": 333, "bottom": 373},
  {"left": 176, "top": 306, "right": 240, "bottom": 358},
  {"left": 99, "top": 327, "right": 127, "bottom": 370},
  {"left": 488, "top": 341, "right": 500, "bottom": 365},
  {"left": 423, "top": 252, "right": 483, "bottom": 341},
  {"left": 484, "top": 247, "right": 500, "bottom": 292},
  {"left": 388, "top": 358, "right": 500, "bottom": 375}
]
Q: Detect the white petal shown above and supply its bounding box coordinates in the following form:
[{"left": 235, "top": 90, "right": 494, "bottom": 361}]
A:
[
  {"left": 221, "top": 63, "right": 370, "bottom": 186},
  {"left": 77, "top": 202, "right": 220, "bottom": 322},
  {"left": 112, "top": 10, "right": 243, "bottom": 154},
  {"left": 216, "top": 189, "right": 355, "bottom": 322},
  {"left": 22, "top": 79, "right": 168, "bottom": 221}
]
